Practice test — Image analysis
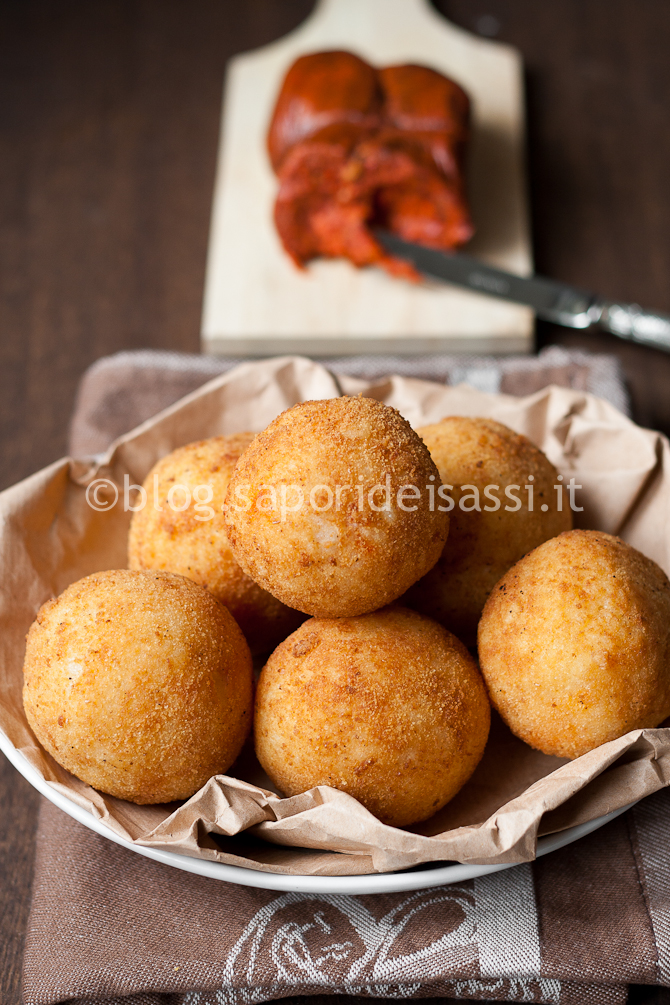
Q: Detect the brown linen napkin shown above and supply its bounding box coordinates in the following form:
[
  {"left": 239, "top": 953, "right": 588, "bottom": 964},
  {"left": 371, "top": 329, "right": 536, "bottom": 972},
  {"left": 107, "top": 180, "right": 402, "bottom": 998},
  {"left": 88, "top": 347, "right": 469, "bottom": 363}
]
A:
[
  {"left": 21, "top": 348, "right": 661, "bottom": 1005},
  {"left": 23, "top": 792, "right": 670, "bottom": 1004}
]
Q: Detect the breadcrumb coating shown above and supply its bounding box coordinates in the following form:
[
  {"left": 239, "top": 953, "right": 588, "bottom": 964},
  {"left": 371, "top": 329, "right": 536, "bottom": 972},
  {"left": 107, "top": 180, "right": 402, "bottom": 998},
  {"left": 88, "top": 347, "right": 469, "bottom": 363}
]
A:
[
  {"left": 478, "top": 530, "right": 670, "bottom": 758},
  {"left": 128, "top": 433, "right": 305, "bottom": 654},
  {"left": 404, "top": 416, "right": 572, "bottom": 645},
  {"left": 23, "top": 569, "right": 253, "bottom": 803},
  {"left": 224, "top": 397, "right": 449, "bottom": 617},
  {"left": 255, "top": 606, "right": 490, "bottom": 827}
]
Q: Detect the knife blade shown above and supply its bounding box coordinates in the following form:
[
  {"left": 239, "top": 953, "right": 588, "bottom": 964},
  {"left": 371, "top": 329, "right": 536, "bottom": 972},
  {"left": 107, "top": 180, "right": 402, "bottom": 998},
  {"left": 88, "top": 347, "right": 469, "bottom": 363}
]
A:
[{"left": 376, "top": 231, "right": 670, "bottom": 353}]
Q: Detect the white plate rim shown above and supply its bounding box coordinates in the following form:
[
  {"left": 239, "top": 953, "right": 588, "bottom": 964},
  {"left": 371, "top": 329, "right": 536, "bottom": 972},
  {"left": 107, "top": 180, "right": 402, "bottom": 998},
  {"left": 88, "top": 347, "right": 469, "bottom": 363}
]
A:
[{"left": 1, "top": 733, "right": 635, "bottom": 896}]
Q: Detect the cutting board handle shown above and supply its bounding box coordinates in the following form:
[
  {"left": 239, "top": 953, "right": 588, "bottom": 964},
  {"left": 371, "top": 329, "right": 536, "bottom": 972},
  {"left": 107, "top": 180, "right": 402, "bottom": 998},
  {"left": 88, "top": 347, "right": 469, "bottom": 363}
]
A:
[
  {"left": 304, "top": 0, "right": 451, "bottom": 37},
  {"left": 313, "top": 0, "right": 434, "bottom": 13}
]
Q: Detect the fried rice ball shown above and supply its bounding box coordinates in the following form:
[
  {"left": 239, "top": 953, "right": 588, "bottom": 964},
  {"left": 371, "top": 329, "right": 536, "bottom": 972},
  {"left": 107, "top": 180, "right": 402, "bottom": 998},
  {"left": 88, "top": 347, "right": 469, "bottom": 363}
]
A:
[
  {"left": 128, "top": 433, "right": 305, "bottom": 654},
  {"left": 224, "top": 397, "right": 449, "bottom": 618},
  {"left": 404, "top": 417, "right": 572, "bottom": 645},
  {"left": 255, "top": 606, "right": 490, "bottom": 826},
  {"left": 478, "top": 530, "right": 670, "bottom": 759},
  {"left": 22, "top": 569, "right": 253, "bottom": 804}
]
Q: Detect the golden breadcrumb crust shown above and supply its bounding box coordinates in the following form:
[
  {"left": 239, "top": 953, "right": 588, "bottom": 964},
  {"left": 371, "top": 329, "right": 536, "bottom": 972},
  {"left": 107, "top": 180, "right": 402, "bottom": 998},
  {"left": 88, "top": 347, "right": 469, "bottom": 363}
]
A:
[
  {"left": 255, "top": 606, "right": 490, "bottom": 826},
  {"left": 224, "top": 397, "right": 449, "bottom": 618},
  {"left": 128, "top": 433, "right": 305, "bottom": 654},
  {"left": 23, "top": 569, "right": 253, "bottom": 803},
  {"left": 404, "top": 416, "right": 572, "bottom": 645},
  {"left": 478, "top": 530, "right": 670, "bottom": 758}
]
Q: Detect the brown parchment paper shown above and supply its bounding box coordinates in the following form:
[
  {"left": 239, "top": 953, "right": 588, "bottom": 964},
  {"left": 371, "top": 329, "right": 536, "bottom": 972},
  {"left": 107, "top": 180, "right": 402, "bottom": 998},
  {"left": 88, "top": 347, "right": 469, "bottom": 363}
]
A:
[{"left": 3, "top": 355, "right": 670, "bottom": 877}]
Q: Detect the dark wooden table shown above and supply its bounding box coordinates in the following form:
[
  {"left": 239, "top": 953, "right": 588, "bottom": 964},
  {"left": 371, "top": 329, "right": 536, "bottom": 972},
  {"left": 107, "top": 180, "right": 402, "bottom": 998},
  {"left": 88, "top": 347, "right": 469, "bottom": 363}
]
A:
[{"left": 1, "top": 2, "right": 670, "bottom": 1001}]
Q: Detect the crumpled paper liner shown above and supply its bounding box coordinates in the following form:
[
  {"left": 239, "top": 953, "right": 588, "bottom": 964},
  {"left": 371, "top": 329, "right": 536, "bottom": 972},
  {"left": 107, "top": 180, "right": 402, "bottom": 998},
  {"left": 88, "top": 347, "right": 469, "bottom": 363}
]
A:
[{"left": 2, "top": 355, "right": 670, "bottom": 876}]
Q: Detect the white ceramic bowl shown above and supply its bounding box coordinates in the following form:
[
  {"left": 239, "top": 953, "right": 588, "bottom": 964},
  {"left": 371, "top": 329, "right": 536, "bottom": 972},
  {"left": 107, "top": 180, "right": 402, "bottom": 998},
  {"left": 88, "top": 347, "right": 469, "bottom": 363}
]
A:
[{"left": 0, "top": 736, "right": 632, "bottom": 896}]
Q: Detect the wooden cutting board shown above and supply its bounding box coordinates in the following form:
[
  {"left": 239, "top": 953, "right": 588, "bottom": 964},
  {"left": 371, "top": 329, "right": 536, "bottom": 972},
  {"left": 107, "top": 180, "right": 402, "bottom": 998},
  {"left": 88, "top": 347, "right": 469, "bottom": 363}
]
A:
[{"left": 201, "top": 0, "right": 533, "bottom": 356}]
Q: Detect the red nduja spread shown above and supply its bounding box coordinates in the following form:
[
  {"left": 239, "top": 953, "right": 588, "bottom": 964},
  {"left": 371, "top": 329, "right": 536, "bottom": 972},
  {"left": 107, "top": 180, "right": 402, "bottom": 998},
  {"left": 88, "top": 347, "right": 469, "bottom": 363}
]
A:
[{"left": 267, "top": 50, "right": 473, "bottom": 280}]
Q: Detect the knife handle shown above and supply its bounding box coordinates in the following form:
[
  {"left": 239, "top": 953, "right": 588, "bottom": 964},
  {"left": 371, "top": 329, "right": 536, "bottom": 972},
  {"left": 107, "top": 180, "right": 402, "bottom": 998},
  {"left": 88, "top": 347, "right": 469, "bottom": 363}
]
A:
[{"left": 596, "top": 301, "right": 670, "bottom": 353}]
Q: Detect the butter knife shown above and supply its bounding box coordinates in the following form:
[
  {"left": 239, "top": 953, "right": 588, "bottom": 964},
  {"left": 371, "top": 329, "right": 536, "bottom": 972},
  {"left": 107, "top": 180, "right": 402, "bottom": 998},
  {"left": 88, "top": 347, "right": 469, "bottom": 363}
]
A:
[{"left": 376, "top": 231, "right": 670, "bottom": 353}]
